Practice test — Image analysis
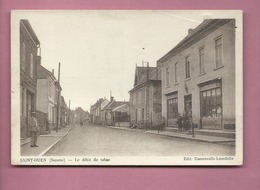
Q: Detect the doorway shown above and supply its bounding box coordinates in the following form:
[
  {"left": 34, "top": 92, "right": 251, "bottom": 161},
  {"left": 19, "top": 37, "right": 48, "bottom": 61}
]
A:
[{"left": 184, "top": 94, "right": 192, "bottom": 113}]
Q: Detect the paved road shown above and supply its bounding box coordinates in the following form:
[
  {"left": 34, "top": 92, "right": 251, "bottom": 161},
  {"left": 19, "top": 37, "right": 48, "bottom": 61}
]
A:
[{"left": 45, "top": 124, "right": 235, "bottom": 156}]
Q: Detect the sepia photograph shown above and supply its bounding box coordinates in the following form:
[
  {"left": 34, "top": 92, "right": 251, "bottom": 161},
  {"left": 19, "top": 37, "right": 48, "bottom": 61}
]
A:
[{"left": 11, "top": 10, "right": 243, "bottom": 165}]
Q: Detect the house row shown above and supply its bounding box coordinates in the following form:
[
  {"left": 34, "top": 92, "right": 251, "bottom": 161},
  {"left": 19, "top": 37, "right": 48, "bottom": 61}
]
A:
[
  {"left": 90, "top": 97, "right": 130, "bottom": 127},
  {"left": 20, "top": 19, "right": 70, "bottom": 139},
  {"left": 129, "top": 19, "right": 236, "bottom": 132}
]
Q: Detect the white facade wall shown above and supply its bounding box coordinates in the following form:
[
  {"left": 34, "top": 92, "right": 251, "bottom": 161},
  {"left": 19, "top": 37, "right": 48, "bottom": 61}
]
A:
[{"left": 161, "top": 20, "right": 235, "bottom": 129}]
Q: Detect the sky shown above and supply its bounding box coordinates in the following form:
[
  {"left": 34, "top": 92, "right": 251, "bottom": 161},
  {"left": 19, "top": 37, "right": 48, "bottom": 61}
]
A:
[{"left": 14, "top": 10, "right": 235, "bottom": 111}]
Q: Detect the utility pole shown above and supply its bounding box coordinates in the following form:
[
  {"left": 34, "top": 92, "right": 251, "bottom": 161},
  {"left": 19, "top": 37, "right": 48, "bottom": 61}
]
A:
[
  {"left": 56, "top": 62, "right": 61, "bottom": 132},
  {"left": 68, "top": 99, "right": 71, "bottom": 124},
  {"left": 142, "top": 61, "right": 149, "bottom": 130}
]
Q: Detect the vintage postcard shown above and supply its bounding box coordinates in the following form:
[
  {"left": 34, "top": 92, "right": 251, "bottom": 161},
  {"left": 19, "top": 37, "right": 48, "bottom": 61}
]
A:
[{"left": 11, "top": 10, "right": 243, "bottom": 165}]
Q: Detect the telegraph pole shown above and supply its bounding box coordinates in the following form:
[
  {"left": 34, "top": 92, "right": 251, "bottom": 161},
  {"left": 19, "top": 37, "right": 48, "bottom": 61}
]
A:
[
  {"left": 56, "top": 62, "right": 61, "bottom": 132},
  {"left": 68, "top": 100, "right": 71, "bottom": 124}
]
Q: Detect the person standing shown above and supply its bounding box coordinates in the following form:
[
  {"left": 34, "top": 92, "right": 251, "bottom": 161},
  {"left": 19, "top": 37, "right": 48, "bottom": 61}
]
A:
[
  {"left": 30, "top": 112, "right": 39, "bottom": 147},
  {"left": 176, "top": 113, "right": 183, "bottom": 131}
]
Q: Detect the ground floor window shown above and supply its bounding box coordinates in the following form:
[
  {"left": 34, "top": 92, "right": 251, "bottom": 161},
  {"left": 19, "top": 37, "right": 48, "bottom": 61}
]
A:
[
  {"left": 167, "top": 98, "right": 178, "bottom": 119},
  {"left": 201, "top": 87, "right": 222, "bottom": 118},
  {"left": 20, "top": 87, "right": 27, "bottom": 117}
]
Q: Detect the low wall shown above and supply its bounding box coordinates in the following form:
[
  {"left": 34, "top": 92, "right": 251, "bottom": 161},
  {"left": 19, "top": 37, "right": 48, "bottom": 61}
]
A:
[{"left": 115, "top": 122, "right": 130, "bottom": 127}]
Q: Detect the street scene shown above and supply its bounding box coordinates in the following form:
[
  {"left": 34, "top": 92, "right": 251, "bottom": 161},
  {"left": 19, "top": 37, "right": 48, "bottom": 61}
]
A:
[
  {"left": 14, "top": 11, "right": 242, "bottom": 164},
  {"left": 44, "top": 124, "right": 234, "bottom": 156}
]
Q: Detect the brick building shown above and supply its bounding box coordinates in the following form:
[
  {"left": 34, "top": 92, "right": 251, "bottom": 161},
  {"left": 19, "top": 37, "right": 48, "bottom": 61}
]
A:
[{"left": 158, "top": 19, "right": 236, "bottom": 131}]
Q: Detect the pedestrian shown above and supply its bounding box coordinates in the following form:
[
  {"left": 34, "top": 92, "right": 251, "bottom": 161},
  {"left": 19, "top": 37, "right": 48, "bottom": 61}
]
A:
[
  {"left": 29, "top": 111, "right": 39, "bottom": 147},
  {"left": 158, "top": 117, "right": 165, "bottom": 133},
  {"left": 176, "top": 113, "right": 183, "bottom": 131},
  {"left": 80, "top": 121, "right": 83, "bottom": 127}
]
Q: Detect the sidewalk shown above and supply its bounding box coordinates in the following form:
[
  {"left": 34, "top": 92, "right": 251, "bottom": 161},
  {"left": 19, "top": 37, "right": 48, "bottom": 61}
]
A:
[
  {"left": 20, "top": 126, "right": 72, "bottom": 156},
  {"left": 105, "top": 125, "right": 235, "bottom": 145}
]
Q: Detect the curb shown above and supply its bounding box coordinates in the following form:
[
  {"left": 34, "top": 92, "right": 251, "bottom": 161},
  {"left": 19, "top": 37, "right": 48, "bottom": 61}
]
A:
[
  {"left": 145, "top": 131, "right": 235, "bottom": 144},
  {"left": 39, "top": 127, "right": 72, "bottom": 156},
  {"left": 104, "top": 125, "right": 235, "bottom": 145}
]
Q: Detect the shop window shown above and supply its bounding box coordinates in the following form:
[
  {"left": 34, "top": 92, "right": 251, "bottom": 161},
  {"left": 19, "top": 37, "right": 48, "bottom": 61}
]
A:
[
  {"left": 201, "top": 88, "right": 222, "bottom": 118},
  {"left": 167, "top": 98, "right": 178, "bottom": 119}
]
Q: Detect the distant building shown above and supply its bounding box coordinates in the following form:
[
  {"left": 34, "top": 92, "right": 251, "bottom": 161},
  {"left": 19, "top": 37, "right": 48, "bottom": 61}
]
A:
[
  {"left": 102, "top": 97, "right": 128, "bottom": 126},
  {"left": 112, "top": 103, "right": 130, "bottom": 127},
  {"left": 74, "top": 107, "right": 88, "bottom": 124},
  {"left": 90, "top": 98, "right": 109, "bottom": 125},
  {"left": 129, "top": 64, "right": 162, "bottom": 129},
  {"left": 60, "top": 96, "right": 68, "bottom": 127},
  {"left": 20, "top": 19, "right": 40, "bottom": 138},
  {"left": 158, "top": 19, "right": 236, "bottom": 130}
]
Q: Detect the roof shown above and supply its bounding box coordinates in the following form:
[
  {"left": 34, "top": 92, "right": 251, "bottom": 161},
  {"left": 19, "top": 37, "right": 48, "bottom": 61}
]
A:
[
  {"left": 134, "top": 66, "right": 157, "bottom": 86},
  {"left": 129, "top": 66, "right": 161, "bottom": 93},
  {"left": 112, "top": 103, "right": 129, "bottom": 112},
  {"left": 20, "top": 19, "right": 40, "bottom": 46},
  {"left": 157, "top": 19, "right": 235, "bottom": 63},
  {"left": 60, "top": 96, "right": 67, "bottom": 108},
  {"left": 37, "top": 63, "right": 57, "bottom": 81},
  {"left": 103, "top": 101, "right": 129, "bottom": 111},
  {"left": 90, "top": 98, "right": 106, "bottom": 110}
]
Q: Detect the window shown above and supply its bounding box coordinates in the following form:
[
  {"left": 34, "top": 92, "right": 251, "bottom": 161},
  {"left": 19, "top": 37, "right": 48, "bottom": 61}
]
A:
[
  {"left": 174, "top": 63, "right": 178, "bottom": 83},
  {"left": 22, "top": 88, "right": 27, "bottom": 117},
  {"left": 215, "top": 37, "right": 223, "bottom": 68},
  {"left": 166, "top": 68, "right": 169, "bottom": 86},
  {"left": 21, "top": 43, "right": 26, "bottom": 70},
  {"left": 30, "top": 53, "right": 34, "bottom": 78},
  {"left": 185, "top": 56, "right": 190, "bottom": 79},
  {"left": 201, "top": 88, "right": 222, "bottom": 118},
  {"left": 49, "top": 81, "right": 51, "bottom": 98},
  {"left": 138, "top": 90, "right": 142, "bottom": 103},
  {"left": 199, "top": 47, "right": 205, "bottom": 74},
  {"left": 20, "top": 86, "right": 23, "bottom": 116},
  {"left": 167, "top": 98, "right": 178, "bottom": 119}
]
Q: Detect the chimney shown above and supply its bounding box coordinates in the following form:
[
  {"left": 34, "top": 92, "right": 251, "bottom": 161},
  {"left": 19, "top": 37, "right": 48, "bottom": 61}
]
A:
[
  {"left": 188, "top": 29, "right": 194, "bottom": 36},
  {"left": 147, "top": 62, "right": 149, "bottom": 82},
  {"left": 110, "top": 96, "right": 114, "bottom": 102},
  {"left": 36, "top": 56, "right": 41, "bottom": 65},
  {"left": 52, "top": 69, "right": 54, "bottom": 75}
]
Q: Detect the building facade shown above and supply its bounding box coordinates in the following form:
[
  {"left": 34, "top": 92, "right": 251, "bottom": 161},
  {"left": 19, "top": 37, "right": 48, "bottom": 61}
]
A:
[
  {"left": 74, "top": 107, "right": 88, "bottom": 125},
  {"left": 36, "top": 64, "right": 57, "bottom": 132},
  {"left": 129, "top": 64, "right": 162, "bottom": 129},
  {"left": 158, "top": 19, "right": 236, "bottom": 130},
  {"left": 112, "top": 103, "right": 130, "bottom": 127},
  {"left": 90, "top": 98, "right": 109, "bottom": 125},
  {"left": 102, "top": 97, "right": 128, "bottom": 126},
  {"left": 20, "top": 20, "right": 40, "bottom": 138}
]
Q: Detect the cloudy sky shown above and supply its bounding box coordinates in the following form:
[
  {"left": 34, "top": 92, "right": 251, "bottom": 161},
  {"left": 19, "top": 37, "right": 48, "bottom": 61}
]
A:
[{"left": 13, "top": 10, "right": 237, "bottom": 111}]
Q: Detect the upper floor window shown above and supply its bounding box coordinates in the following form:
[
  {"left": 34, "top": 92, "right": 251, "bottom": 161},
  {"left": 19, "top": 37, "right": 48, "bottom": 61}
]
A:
[
  {"left": 21, "top": 42, "right": 26, "bottom": 71},
  {"left": 30, "top": 53, "right": 34, "bottom": 78},
  {"left": 166, "top": 68, "right": 169, "bottom": 86},
  {"left": 185, "top": 56, "right": 190, "bottom": 79},
  {"left": 199, "top": 47, "right": 205, "bottom": 74},
  {"left": 138, "top": 90, "right": 142, "bottom": 103},
  {"left": 215, "top": 37, "right": 223, "bottom": 68},
  {"left": 174, "top": 63, "right": 178, "bottom": 83}
]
